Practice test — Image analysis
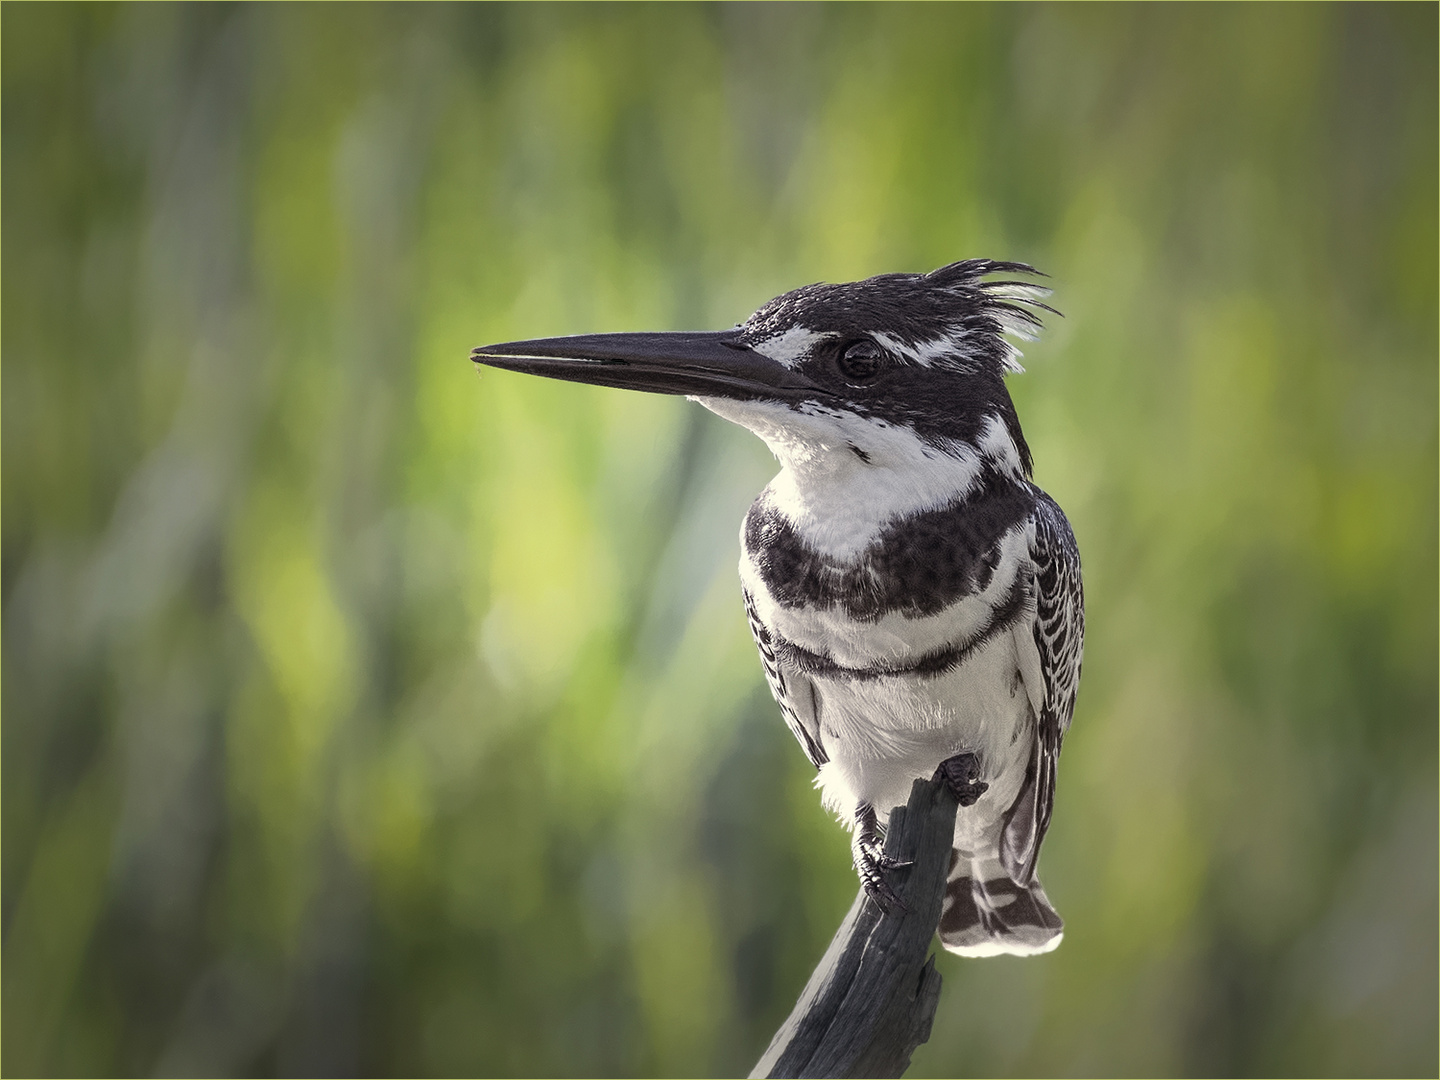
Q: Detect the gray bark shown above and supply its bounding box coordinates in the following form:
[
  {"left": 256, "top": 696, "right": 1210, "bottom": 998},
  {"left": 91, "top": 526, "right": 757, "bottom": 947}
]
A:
[{"left": 750, "top": 774, "right": 959, "bottom": 1079}]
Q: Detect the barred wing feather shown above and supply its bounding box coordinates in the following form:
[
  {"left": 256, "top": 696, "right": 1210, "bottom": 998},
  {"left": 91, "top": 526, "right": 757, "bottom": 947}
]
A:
[
  {"left": 743, "top": 587, "right": 827, "bottom": 769},
  {"left": 1000, "top": 491, "right": 1084, "bottom": 885}
]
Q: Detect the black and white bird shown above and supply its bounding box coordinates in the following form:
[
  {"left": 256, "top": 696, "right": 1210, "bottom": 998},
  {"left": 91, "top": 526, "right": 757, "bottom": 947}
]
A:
[{"left": 472, "top": 260, "right": 1083, "bottom": 957}]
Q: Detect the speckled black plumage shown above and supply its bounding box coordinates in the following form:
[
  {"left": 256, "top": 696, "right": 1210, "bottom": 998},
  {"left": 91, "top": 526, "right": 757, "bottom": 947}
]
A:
[
  {"left": 739, "top": 259, "right": 1054, "bottom": 381},
  {"left": 742, "top": 466, "right": 1033, "bottom": 622}
]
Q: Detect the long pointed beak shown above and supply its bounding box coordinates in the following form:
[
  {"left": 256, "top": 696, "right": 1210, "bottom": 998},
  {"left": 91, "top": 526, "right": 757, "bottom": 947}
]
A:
[{"left": 471, "top": 331, "right": 825, "bottom": 400}]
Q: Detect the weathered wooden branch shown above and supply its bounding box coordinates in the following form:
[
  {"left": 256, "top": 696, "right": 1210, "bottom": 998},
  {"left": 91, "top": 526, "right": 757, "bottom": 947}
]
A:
[{"left": 750, "top": 774, "right": 960, "bottom": 1079}]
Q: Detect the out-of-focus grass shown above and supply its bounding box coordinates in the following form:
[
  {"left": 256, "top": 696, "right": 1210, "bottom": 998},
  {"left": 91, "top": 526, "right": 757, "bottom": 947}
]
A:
[{"left": 3, "top": 4, "right": 1435, "bottom": 1076}]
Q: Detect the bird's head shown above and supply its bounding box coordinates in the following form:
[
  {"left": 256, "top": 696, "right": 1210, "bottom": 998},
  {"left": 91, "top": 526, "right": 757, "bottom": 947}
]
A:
[{"left": 472, "top": 260, "right": 1054, "bottom": 482}]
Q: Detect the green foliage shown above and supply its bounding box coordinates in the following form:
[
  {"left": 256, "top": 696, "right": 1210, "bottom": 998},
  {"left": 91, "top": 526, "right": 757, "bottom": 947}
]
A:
[{"left": 3, "top": 4, "right": 1435, "bottom": 1076}]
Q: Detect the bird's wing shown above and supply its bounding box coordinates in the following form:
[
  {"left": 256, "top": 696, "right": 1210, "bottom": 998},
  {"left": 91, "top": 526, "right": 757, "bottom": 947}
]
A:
[
  {"left": 743, "top": 587, "right": 828, "bottom": 768},
  {"left": 1001, "top": 492, "right": 1084, "bottom": 884}
]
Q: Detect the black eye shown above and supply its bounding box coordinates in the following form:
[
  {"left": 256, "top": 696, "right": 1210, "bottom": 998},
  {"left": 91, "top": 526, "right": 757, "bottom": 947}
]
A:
[{"left": 837, "top": 339, "right": 883, "bottom": 382}]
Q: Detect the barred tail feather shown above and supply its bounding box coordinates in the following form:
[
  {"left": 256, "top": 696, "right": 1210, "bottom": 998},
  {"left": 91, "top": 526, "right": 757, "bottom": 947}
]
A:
[{"left": 939, "top": 850, "right": 1063, "bottom": 958}]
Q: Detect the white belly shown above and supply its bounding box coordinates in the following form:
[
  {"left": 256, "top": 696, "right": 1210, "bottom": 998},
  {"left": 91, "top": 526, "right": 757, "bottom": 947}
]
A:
[{"left": 811, "top": 623, "right": 1036, "bottom": 850}]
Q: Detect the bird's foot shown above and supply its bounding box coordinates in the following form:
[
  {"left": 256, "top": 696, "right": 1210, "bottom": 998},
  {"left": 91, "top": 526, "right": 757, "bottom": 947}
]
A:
[
  {"left": 852, "top": 803, "right": 910, "bottom": 913},
  {"left": 936, "top": 751, "right": 989, "bottom": 807}
]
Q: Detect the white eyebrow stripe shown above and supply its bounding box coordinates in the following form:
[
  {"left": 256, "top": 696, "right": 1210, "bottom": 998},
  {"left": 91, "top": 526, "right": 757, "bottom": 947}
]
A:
[
  {"left": 910, "top": 333, "right": 968, "bottom": 364},
  {"left": 750, "top": 326, "right": 827, "bottom": 369},
  {"left": 871, "top": 331, "right": 911, "bottom": 360},
  {"left": 873, "top": 330, "right": 969, "bottom": 368}
]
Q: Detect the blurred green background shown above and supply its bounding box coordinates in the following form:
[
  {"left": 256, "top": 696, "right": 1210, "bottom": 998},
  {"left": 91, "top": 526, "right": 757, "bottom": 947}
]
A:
[{"left": 3, "top": 3, "right": 1436, "bottom": 1076}]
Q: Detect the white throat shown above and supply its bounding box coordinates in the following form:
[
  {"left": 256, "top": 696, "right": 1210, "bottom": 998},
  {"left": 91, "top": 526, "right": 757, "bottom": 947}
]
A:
[{"left": 693, "top": 397, "right": 1020, "bottom": 559}]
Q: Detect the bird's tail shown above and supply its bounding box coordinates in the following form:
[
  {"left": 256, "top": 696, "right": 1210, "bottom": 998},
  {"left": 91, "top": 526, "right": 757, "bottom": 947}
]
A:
[{"left": 938, "top": 848, "right": 1063, "bottom": 957}]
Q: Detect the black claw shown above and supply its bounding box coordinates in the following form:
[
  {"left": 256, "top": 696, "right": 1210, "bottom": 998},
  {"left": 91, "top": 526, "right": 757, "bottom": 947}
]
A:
[
  {"left": 937, "top": 751, "right": 990, "bottom": 807},
  {"left": 852, "top": 804, "right": 909, "bottom": 913},
  {"left": 862, "top": 873, "right": 906, "bottom": 914},
  {"left": 856, "top": 832, "right": 912, "bottom": 871}
]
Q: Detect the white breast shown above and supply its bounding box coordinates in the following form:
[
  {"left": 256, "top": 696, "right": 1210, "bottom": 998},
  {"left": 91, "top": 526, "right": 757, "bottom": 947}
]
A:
[{"left": 809, "top": 623, "right": 1038, "bottom": 846}]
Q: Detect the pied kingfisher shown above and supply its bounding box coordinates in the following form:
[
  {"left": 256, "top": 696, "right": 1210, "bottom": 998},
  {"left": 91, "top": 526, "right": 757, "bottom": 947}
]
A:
[{"left": 472, "top": 260, "right": 1084, "bottom": 957}]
